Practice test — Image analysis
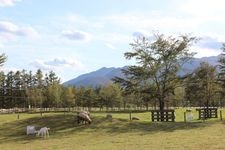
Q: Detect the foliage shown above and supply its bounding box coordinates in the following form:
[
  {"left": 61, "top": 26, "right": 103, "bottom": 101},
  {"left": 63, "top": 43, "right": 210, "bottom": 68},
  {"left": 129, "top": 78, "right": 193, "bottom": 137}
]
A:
[
  {"left": 185, "top": 62, "right": 219, "bottom": 107},
  {"left": 0, "top": 69, "right": 62, "bottom": 108},
  {"left": 114, "top": 33, "right": 198, "bottom": 110},
  {"left": 218, "top": 43, "right": 225, "bottom": 105},
  {"left": 99, "top": 84, "right": 122, "bottom": 109},
  {"left": 62, "top": 86, "right": 75, "bottom": 108}
]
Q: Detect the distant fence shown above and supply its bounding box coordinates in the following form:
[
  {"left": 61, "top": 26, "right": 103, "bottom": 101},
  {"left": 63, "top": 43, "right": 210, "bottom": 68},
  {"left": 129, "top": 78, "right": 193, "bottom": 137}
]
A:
[
  {"left": 0, "top": 108, "right": 73, "bottom": 114},
  {"left": 196, "top": 108, "right": 218, "bottom": 119},
  {"left": 0, "top": 106, "right": 162, "bottom": 114},
  {"left": 150, "top": 109, "right": 175, "bottom": 122}
]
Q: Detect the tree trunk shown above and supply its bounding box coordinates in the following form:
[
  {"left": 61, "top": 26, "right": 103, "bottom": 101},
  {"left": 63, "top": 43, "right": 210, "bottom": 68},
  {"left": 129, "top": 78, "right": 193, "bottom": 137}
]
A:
[
  {"left": 145, "top": 103, "right": 148, "bottom": 111},
  {"left": 123, "top": 101, "right": 126, "bottom": 111},
  {"left": 159, "top": 98, "right": 165, "bottom": 121},
  {"left": 159, "top": 100, "right": 164, "bottom": 111}
]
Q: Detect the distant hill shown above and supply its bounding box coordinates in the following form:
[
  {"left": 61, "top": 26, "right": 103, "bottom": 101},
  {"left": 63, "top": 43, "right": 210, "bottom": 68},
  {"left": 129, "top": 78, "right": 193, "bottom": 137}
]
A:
[
  {"left": 63, "top": 56, "right": 219, "bottom": 87},
  {"left": 63, "top": 67, "right": 126, "bottom": 87}
]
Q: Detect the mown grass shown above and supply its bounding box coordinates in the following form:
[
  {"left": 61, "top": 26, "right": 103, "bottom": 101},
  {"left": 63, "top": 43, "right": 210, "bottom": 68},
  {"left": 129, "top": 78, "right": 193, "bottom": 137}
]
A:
[{"left": 0, "top": 109, "right": 225, "bottom": 150}]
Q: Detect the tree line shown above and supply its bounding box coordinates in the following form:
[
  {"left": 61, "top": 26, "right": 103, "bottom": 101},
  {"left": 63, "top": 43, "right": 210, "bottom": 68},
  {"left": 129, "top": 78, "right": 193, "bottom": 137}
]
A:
[
  {"left": 0, "top": 57, "right": 124, "bottom": 110},
  {"left": 0, "top": 69, "right": 124, "bottom": 110},
  {"left": 1, "top": 34, "right": 225, "bottom": 110}
]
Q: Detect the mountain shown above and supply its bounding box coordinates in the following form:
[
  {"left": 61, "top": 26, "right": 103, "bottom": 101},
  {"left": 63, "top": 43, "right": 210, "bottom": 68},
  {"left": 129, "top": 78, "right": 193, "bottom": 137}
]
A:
[
  {"left": 179, "top": 56, "right": 219, "bottom": 76},
  {"left": 63, "top": 56, "right": 219, "bottom": 87},
  {"left": 63, "top": 67, "right": 126, "bottom": 87}
]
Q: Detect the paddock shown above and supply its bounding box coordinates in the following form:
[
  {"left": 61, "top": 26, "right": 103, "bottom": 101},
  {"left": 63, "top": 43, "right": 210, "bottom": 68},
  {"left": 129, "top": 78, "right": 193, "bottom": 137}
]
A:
[{"left": 0, "top": 109, "right": 225, "bottom": 150}]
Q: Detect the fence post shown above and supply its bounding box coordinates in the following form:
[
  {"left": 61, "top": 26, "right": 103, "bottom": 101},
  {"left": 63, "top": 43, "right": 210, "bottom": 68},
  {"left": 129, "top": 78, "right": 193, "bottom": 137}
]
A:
[
  {"left": 220, "top": 110, "right": 222, "bottom": 121},
  {"left": 184, "top": 112, "right": 186, "bottom": 123},
  {"left": 151, "top": 111, "right": 154, "bottom": 122},
  {"left": 172, "top": 111, "right": 175, "bottom": 122},
  {"left": 203, "top": 111, "right": 206, "bottom": 122}
]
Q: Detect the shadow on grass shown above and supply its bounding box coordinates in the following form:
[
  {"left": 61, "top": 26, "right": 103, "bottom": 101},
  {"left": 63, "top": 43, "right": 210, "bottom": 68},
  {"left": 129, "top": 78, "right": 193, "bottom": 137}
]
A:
[
  {"left": 0, "top": 113, "right": 221, "bottom": 144},
  {"left": 0, "top": 114, "right": 76, "bottom": 144}
]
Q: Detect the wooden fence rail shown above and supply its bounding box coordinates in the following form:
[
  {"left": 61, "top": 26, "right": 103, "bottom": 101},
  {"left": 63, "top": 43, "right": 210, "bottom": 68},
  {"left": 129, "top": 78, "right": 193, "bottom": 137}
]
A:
[
  {"left": 150, "top": 109, "right": 175, "bottom": 122},
  {"left": 196, "top": 108, "right": 218, "bottom": 119}
]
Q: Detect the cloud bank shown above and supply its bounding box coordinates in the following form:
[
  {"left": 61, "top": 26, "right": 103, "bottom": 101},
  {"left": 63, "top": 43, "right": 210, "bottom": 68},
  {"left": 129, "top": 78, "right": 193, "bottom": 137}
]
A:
[
  {"left": 61, "top": 30, "right": 91, "bottom": 41},
  {"left": 0, "top": 0, "right": 21, "bottom": 7},
  {"left": 0, "top": 21, "right": 39, "bottom": 39},
  {"left": 31, "top": 58, "right": 85, "bottom": 71}
]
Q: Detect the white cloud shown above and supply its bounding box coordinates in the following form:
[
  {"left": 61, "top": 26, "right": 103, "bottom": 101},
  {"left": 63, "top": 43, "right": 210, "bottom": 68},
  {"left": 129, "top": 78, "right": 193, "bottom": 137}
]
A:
[
  {"left": 173, "top": 0, "right": 225, "bottom": 25},
  {"left": 190, "top": 33, "right": 225, "bottom": 57},
  {"left": 0, "top": 21, "right": 18, "bottom": 32},
  {"left": 45, "top": 58, "right": 81, "bottom": 67},
  {"left": 31, "top": 58, "right": 86, "bottom": 71},
  {"left": 16, "top": 26, "right": 39, "bottom": 37},
  {"left": 102, "top": 13, "right": 201, "bottom": 32},
  {"left": 191, "top": 46, "right": 221, "bottom": 58},
  {"left": 0, "top": 0, "right": 21, "bottom": 7},
  {"left": 179, "top": 0, "right": 225, "bottom": 17},
  {"left": 62, "top": 12, "right": 202, "bottom": 47},
  {"left": 0, "top": 21, "right": 39, "bottom": 39},
  {"left": 198, "top": 36, "right": 222, "bottom": 50},
  {"left": 61, "top": 30, "right": 91, "bottom": 41}
]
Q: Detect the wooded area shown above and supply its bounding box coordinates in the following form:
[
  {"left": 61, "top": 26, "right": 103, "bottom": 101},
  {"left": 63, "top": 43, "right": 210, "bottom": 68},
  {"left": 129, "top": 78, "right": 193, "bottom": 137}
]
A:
[{"left": 1, "top": 34, "right": 225, "bottom": 111}]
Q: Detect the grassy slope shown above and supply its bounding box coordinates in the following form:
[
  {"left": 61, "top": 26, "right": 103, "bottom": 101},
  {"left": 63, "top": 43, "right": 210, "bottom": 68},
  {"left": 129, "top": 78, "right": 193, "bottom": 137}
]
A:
[{"left": 0, "top": 109, "right": 225, "bottom": 150}]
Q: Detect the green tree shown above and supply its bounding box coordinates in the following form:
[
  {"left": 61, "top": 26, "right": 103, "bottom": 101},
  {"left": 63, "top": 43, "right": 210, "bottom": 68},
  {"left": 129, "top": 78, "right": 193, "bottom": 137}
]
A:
[
  {"left": 185, "top": 62, "right": 219, "bottom": 107},
  {"left": 0, "top": 71, "right": 6, "bottom": 108},
  {"left": 74, "top": 87, "right": 91, "bottom": 110},
  {"left": 114, "top": 34, "right": 197, "bottom": 111},
  {"left": 14, "top": 71, "right": 26, "bottom": 107},
  {"left": 218, "top": 43, "right": 225, "bottom": 106},
  {"left": 0, "top": 54, "right": 7, "bottom": 108},
  {"left": 34, "top": 69, "right": 45, "bottom": 108},
  {"left": 62, "top": 86, "right": 75, "bottom": 109},
  {"left": 43, "top": 71, "right": 62, "bottom": 108},
  {"left": 99, "top": 84, "right": 122, "bottom": 110},
  {"left": 48, "top": 71, "right": 60, "bottom": 84},
  {"left": 46, "top": 83, "right": 62, "bottom": 108},
  {"left": 25, "top": 71, "right": 37, "bottom": 108},
  {"left": 5, "top": 71, "right": 14, "bottom": 108}
]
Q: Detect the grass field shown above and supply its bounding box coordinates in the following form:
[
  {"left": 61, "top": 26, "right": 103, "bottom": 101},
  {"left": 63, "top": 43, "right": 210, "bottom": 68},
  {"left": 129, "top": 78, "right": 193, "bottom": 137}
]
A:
[{"left": 0, "top": 109, "right": 225, "bottom": 150}]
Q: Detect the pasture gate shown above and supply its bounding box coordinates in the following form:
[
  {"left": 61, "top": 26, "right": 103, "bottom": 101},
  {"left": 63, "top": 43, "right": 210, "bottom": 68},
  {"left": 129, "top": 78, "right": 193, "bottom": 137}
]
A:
[
  {"left": 150, "top": 109, "right": 175, "bottom": 122},
  {"left": 196, "top": 108, "right": 218, "bottom": 119}
]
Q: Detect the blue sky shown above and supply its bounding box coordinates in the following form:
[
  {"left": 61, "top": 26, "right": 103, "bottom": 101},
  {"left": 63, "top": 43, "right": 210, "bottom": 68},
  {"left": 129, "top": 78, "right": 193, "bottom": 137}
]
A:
[{"left": 1, "top": 0, "right": 225, "bottom": 82}]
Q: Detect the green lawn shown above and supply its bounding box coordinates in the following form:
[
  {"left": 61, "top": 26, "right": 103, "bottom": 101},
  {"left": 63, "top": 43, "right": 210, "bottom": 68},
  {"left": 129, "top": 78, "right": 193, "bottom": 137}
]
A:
[{"left": 0, "top": 109, "right": 225, "bottom": 150}]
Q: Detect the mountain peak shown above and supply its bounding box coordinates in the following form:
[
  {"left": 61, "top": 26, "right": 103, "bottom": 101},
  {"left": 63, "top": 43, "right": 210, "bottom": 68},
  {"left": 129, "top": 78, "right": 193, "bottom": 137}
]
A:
[{"left": 63, "top": 66, "right": 123, "bottom": 87}]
